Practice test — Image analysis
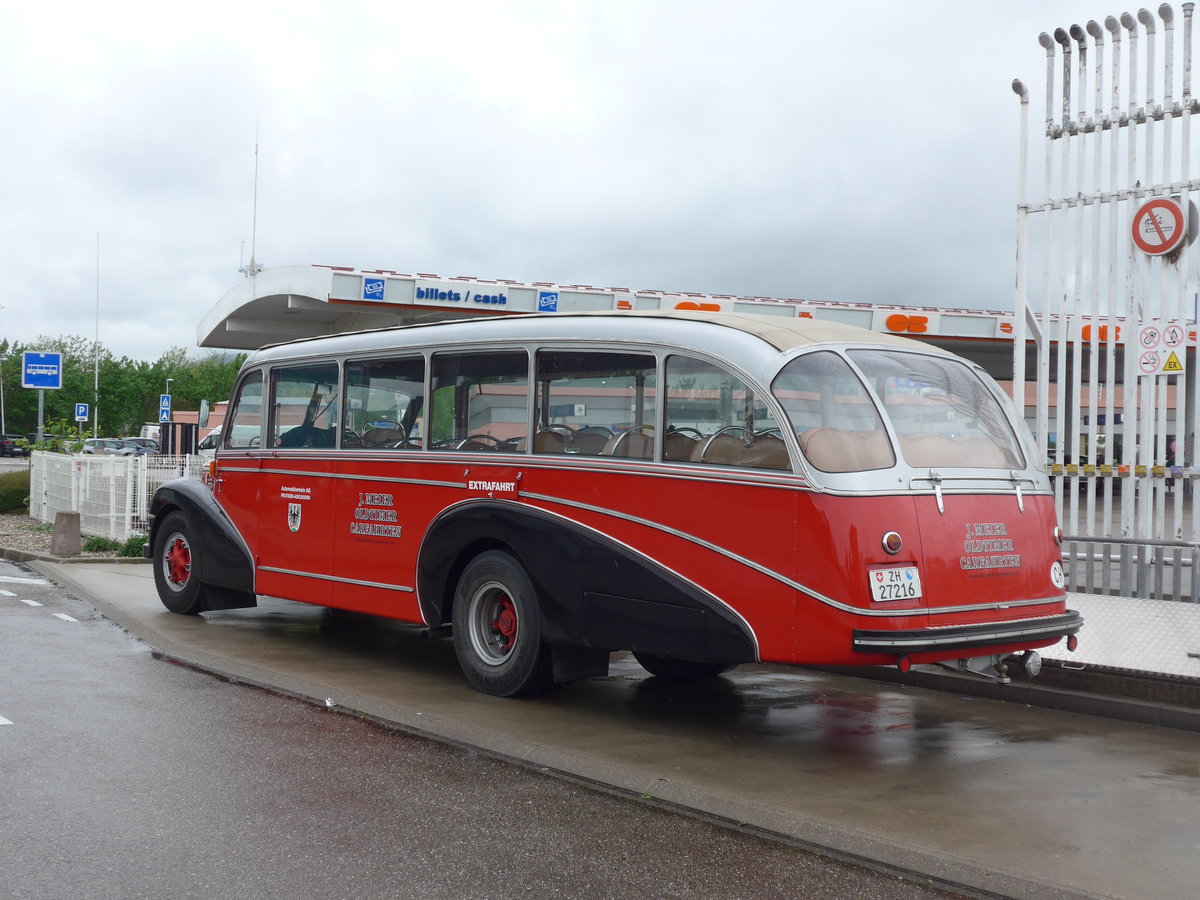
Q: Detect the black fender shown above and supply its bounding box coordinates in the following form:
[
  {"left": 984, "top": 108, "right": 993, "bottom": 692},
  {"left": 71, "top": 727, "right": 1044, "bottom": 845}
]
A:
[
  {"left": 417, "top": 501, "right": 757, "bottom": 665},
  {"left": 148, "top": 478, "right": 257, "bottom": 610}
]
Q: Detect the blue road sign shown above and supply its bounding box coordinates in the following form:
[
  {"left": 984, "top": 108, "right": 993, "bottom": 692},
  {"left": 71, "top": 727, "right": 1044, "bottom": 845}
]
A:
[
  {"left": 21, "top": 352, "right": 63, "bottom": 389},
  {"left": 75, "top": 403, "right": 89, "bottom": 422},
  {"left": 160, "top": 393, "right": 172, "bottom": 410},
  {"left": 159, "top": 408, "right": 171, "bottom": 423}
]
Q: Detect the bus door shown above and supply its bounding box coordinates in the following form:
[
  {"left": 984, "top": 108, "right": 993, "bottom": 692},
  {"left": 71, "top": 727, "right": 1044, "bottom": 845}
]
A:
[
  {"left": 329, "top": 355, "right": 428, "bottom": 619},
  {"left": 212, "top": 370, "right": 266, "bottom": 567},
  {"left": 253, "top": 362, "right": 340, "bottom": 606}
]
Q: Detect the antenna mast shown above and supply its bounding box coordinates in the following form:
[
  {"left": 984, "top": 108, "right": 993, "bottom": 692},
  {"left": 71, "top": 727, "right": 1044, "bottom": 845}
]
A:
[{"left": 240, "top": 123, "right": 264, "bottom": 276}]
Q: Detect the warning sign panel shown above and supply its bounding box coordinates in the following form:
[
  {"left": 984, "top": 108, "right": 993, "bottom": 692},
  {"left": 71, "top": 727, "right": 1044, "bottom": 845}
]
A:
[{"left": 1137, "top": 322, "right": 1188, "bottom": 375}]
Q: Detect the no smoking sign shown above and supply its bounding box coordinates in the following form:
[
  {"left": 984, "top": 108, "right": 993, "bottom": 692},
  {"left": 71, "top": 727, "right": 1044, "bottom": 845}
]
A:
[{"left": 1132, "top": 197, "right": 1187, "bottom": 256}]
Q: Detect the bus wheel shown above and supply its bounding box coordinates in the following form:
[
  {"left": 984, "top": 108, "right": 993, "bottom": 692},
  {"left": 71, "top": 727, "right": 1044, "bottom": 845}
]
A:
[
  {"left": 452, "top": 551, "right": 552, "bottom": 697},
  {"left": 633, "top": 652, "right": 733, "bottom": 680},
  {"left": 152, "top": 511, "right": 208, "bottom": 615}
]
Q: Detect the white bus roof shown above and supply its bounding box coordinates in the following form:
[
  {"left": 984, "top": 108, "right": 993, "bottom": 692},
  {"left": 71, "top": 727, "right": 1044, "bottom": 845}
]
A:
[{"left": 242, "top": 309, "right": 954, "bottom": 382}]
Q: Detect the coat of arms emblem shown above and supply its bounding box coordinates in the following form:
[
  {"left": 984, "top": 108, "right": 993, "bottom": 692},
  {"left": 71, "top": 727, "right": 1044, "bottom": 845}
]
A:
[{"left": 287, "top": 502, "right": 302, "bottom": 533}]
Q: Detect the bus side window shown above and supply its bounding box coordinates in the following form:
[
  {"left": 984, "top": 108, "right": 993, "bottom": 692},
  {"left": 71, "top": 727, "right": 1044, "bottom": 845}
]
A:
[
  {"left": 224, "top": 370, "right": 264, "bottom": 450},
  {"left": 429, "top": 351, "right": 528, "bottom": 452},
  {"left": 270, "top": 362, "right": 340, "bottom": 450},
  {"left": 343, "top": 357, "right": 425, "bottom": 450},
  {"left": 534, "top": 350, "right": 656, "bottom": 457},
  {"left": 665, "top": 356, "right": 789, "bottom": 471}
]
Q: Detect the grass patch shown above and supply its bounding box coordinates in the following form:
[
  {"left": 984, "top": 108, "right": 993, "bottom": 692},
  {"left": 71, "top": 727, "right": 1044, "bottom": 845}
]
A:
[
  {"left": 25, "top": 522, "right": 54, "bottom": 534},
  {"left": 119, "top": 534, "right": 148, "bottom": 558},
  {"left": 0, "top": 469, "right": 30, "bottom": 513},
  {"left": 83, "top": 535, "right": 122, "bottom": 552}
]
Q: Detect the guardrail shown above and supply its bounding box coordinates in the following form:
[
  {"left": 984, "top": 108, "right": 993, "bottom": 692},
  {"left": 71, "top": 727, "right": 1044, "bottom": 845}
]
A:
[
  {"left": 28, "top": 450, "right": 206, "bottom": 540},
  {"left": 1062, "top": 534, "right": 1199, "bottom": 604}
]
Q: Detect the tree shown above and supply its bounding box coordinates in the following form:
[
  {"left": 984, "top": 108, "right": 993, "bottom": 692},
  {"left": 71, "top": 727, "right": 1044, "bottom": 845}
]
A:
[{"left": 0, "top": 338, "right": 244, "bottom": 437}]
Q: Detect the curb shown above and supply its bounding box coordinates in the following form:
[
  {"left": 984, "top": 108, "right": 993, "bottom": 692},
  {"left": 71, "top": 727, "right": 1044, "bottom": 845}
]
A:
[
  {"left": 0, "top": 546, "right": 149, "bottom": 565},
  {"left": 824, "top": 663, "right": 1200, "bottom": 733}
]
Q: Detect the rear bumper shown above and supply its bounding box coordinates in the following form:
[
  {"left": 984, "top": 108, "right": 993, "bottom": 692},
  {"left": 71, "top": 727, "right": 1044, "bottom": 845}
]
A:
[{"left": 852, "top": 611, "right": 1083, "bottom": 655}]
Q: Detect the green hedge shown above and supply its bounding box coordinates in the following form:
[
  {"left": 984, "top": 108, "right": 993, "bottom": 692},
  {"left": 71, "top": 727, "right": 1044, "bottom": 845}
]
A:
[{"left": 0, "top": 470, "right": 29, "bottom": 513}]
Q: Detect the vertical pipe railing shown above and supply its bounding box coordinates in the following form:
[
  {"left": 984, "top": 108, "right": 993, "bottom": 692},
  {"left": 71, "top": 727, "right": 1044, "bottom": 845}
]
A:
[
  {"left": 1105, "top": 17, "right": 1124, "bottom": 537},
  {"left": 1056, "top": 27, "right": 1075, "bottom": 532},
  {"left": 1039, "top": 33, "right": 1057, "bottom": 479}
]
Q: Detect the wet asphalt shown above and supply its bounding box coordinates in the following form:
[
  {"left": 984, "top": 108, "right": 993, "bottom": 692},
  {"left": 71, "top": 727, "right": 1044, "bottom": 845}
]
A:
[
  {"left": 1, "top": 559, "right": 960, "bottom": 899},
  {"left": 8, "top": 558, "right": 1200, "bottom": 899}
]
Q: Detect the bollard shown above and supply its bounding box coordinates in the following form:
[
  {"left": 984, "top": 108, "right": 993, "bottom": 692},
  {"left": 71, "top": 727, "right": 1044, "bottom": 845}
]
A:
[{"left": 51, "top": 510, "right": 82, "bottom": 557}]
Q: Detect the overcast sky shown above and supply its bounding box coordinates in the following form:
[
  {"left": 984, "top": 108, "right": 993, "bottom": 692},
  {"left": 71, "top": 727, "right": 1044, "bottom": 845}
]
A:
[{"left": 1, "top": 0, "right": 1112, "bottom": 361}]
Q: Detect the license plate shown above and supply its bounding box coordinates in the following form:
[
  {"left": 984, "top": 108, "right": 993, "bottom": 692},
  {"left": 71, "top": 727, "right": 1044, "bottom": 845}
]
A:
[{"left": 869, "top": 566, "right": 923, "bottom": 602}]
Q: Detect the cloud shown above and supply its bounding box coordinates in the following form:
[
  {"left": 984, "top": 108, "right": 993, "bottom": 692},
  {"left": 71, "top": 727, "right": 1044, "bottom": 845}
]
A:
[{"left": 0, "top": 0, "right": 1110, "bottom": 359}]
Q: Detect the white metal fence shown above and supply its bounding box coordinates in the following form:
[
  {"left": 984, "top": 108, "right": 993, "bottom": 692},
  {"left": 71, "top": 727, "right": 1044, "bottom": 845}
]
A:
[{"left": 28, "top": 451, "right": 206, "bottom": 541}]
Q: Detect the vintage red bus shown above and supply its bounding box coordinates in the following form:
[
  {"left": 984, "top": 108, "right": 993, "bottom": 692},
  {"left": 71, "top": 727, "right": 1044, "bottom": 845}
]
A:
[{"left": 147, "top": 310, "right": 1080, "bottom": 696}]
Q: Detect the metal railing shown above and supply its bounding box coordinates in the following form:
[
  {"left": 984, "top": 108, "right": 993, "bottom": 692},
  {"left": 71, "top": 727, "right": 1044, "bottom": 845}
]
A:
[
  {"left": 1062, "top": 534, "right": 1200, "bottom": 604},
  {"left": 28, "top": 450, "right": 206, "bottom": 540}
]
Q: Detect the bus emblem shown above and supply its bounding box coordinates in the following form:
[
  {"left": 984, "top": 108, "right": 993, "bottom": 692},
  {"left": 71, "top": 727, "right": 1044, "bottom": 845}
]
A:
[{"left": 287, "top": 503, "right": 302, "bottom": 533}]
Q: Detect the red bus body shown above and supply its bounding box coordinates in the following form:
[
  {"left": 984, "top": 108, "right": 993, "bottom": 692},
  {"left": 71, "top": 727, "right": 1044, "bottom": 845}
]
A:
[{"left": 148, "top": 311, "right": 1079, "bottom": 696}]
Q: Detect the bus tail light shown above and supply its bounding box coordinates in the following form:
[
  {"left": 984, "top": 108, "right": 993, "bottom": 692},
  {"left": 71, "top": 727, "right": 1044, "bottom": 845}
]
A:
[
  {"left": 897, "top": 655, "right": 912, "bottom": 673},
  {"left": 1052, "top": 525, "right": 1063, "bottom": 547},
  {"left": 1066, "top": 634, "right": 1078, "bottom": 652},
  {"left": 881, "top": 531, "right": 903, "bottom": 555}
]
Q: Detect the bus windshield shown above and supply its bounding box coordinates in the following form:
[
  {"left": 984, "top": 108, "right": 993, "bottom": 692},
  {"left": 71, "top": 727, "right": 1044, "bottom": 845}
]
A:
[{"left": 772, "top": 349, "right": 1025, "bottom": 473}]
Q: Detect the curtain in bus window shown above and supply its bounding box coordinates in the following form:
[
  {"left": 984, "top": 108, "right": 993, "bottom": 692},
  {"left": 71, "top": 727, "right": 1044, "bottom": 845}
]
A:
[
  {"left": 225, "top": 371, "right": 264, "bottom": 450},
  {"left": 534, "top": 350, "right": 657, "bottom": 457},
  {"left": 665, "top": 356, "right": 789, "bottom": 470},
  {"left": 430, "top": 351, "right": 528, "bottom": 452},
  {"left": 771, "top": 351, "right": 894, "bottom": 473},
  {"left": 270, "top": 363, "right": 340, "bottom": 449},
  {"left": 848, "top": 350, "right": 1025, "bottom": 470},
  {"left": 343, "top": 357, "right": 425, "bottom": 450}
]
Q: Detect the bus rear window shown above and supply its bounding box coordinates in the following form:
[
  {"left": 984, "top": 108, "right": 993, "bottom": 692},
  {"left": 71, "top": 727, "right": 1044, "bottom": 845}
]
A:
[
  {"left": 848, "top": 350, "right": 1025, "bottom": 470},
  {"left": 772, "top": 351, "right": 894, "bottom": 473}
]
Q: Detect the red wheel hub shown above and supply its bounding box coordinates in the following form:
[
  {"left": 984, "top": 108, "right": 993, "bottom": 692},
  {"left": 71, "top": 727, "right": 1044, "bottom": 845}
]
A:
[
  {"left": 165, "top": 537, "right": 191, "bottom": 587},
  {"left": 490, "top": 596, "right": 518, "bottom": 651}
]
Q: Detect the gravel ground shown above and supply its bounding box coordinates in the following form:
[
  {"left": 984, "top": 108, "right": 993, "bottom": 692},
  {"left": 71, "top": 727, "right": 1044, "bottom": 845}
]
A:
[{"left": 0, "top": 512, "right": 123, "bottom": 558}]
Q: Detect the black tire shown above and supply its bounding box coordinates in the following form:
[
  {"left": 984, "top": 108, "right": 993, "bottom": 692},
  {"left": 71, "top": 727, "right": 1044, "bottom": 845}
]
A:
[
  {"left": 152, "top": 511, "right": 208, "bottom": 615},
  {"left": 451, "top": 551, "right": 553, "bottom": 697},
  {"left": 633, "top": 651, "right": 733, "bottom": 680}
]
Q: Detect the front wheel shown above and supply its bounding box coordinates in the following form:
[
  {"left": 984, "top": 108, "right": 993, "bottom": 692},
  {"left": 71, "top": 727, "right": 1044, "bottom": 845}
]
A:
[
  {"left": 634, "top": 652, "right": 733, "bottom": 680},
  {"left": 452, "top": 551, "right": 552, "bottom": 697},
  {"left": 152, "top": 511, "right": 208, "bottom": 615}
]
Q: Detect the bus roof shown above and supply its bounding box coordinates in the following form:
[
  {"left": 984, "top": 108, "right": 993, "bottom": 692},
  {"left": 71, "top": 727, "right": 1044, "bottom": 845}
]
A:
[{"left": 246, "top": 309, "right": 952, "bottom": 369}]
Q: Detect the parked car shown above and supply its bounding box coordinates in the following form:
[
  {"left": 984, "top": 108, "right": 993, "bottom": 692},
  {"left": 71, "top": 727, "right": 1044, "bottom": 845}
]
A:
[
  {"left": 83, "top": 438, "right": 136, "bottom": 456},
  {"left": 121, "top": 437, "right": 159, "bottom": 454},
  {"left": 0, "top": 434, "right": 29, "bottom": 457}
]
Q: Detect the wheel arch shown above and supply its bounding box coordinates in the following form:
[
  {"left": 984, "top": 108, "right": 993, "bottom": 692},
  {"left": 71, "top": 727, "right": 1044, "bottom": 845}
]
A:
[
  {"left": 148, "top": 478, "right": 256, "bottom": 608},
  {"left": 417, "top": 500, "right": 757, "bottom": 664}
]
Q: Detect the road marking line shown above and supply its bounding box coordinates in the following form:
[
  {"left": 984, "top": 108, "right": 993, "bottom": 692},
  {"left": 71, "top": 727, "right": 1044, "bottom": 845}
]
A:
[
  {"left": 53, "top": 613, "right": 78, "bottom": 623},
  {"left": 0, "top": 575, "right": 49, "bottom": 585},
  {"left": 0, "top": 715, "right": 12, "bottom": 725},
  {"left": 18, "top": 598, "right": 43, "bottom": 607},
  {"left": 0, "top": 589, "right": 15, "bottom": 596}
]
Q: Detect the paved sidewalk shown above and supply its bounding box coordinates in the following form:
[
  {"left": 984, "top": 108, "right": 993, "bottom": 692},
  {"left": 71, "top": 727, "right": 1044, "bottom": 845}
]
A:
[{"left": 24, "top": 560, "right": 1200, "bottom": 900}]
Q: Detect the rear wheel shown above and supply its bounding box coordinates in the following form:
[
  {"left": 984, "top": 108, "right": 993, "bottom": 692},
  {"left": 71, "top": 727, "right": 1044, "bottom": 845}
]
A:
[
  {"left": 634, "top": 652, "right": 733, "bottom": 680},
  {"left": 452, "top": 551, "right": 552, "bottom": 697},
  {"left": 153, "top": 511, "right": 208, "bottom": 615}
]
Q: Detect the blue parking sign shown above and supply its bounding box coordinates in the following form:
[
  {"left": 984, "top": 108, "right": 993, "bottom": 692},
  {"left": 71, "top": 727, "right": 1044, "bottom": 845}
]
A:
[
  {"left": 21, "top": 352, "right": 63, "bottom": 389},
  {"left": 75, "top": 403, "right": 89, "bottom": 422}
]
